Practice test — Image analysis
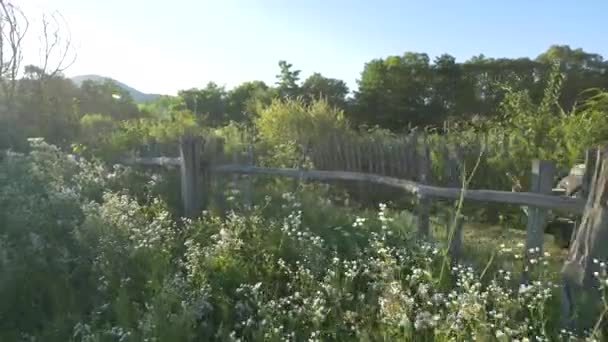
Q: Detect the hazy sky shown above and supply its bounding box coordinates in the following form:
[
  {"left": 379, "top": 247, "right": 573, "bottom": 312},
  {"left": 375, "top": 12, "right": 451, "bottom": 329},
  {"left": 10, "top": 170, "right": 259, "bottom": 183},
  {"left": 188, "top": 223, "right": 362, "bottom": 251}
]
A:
[{"left": 24, "top": 0, "right": 608, "bottom": 95}]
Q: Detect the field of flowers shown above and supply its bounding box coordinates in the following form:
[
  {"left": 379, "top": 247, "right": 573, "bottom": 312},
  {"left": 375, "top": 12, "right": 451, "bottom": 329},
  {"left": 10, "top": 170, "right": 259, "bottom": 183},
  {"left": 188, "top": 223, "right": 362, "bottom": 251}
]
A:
[{"left": 1, "top": 140, "right": 607, "bottom": 341}]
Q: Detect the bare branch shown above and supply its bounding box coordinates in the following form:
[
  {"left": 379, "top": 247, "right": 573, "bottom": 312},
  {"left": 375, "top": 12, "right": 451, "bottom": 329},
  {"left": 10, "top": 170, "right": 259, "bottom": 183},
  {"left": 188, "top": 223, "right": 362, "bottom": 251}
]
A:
[
  {"left": 0, "top": 0, "right": 29, "bottom": 109},
  {"left": 38, "top": 10, "right": 76, "bottom": 79}
]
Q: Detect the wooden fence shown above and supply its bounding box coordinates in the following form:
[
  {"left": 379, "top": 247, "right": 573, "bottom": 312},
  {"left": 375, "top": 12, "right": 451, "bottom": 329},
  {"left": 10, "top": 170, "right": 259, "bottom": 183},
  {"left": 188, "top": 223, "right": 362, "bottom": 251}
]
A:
[
  {"left": 124, "top": 134, "right": 590, "bottom": 256},
  {"left": 123, "top": 134, "right": 608, "bottom": 330}
]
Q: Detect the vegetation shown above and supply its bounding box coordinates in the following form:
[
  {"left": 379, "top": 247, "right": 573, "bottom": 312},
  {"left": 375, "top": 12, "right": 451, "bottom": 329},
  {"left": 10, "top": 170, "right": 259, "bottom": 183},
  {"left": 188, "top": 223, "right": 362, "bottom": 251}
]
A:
[
  {"left": 1, "top": 140, "right": 607, "bottom": 341},
  {"left": 3, "top": 0, "right": 608, "bottom": 340}
]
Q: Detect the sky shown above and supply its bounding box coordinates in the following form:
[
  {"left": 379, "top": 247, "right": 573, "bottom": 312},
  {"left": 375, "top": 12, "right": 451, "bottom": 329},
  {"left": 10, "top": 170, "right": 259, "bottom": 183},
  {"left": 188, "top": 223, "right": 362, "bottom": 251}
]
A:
[{"left": 22, "top": 0, "right": 608, "bottom": 96}]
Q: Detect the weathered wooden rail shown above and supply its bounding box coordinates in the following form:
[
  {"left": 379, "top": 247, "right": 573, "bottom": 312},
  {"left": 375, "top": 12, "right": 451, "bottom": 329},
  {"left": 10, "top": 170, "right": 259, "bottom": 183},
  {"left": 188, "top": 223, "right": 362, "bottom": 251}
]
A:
[
  {"left": 213, "top": 164, "right": 586, "bottom": 212},
  {"left": 123, "top": 156, "right": 586, "bottom": 214}
]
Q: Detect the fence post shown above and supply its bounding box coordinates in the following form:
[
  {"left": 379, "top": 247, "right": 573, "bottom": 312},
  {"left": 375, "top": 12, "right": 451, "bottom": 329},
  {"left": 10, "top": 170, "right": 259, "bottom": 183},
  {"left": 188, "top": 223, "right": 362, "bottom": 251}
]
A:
[
  {"left": 179, "top": 135, "right": 205, "bottom": 218},
  {"left": 561, "top": 145, "right": 608, "bottom": 330},
  {"left": 522, "top": 159, "right": 555, "bottom": 283},
  {"left": 417, "top": 135, "right": 431, "bottom": 239}
]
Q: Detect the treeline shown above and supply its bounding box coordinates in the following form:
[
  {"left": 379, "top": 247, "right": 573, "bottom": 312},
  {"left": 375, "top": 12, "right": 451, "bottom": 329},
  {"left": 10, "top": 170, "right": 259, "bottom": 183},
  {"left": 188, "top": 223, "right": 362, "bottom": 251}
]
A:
[
  {"left": 2, "top": 0, "right": 608, "bottom": 151},
  {"left": 354, "top": 46, "right": 608, "bottom": 130},
  {"left": 145, "top": 44, "right": 608, "bottom": 131},
  {"left": 2, "top": 46, "right": 608, "bottom": 152},
  {"left": 0, "top": 68, "right": 140, "bottom": 150}
]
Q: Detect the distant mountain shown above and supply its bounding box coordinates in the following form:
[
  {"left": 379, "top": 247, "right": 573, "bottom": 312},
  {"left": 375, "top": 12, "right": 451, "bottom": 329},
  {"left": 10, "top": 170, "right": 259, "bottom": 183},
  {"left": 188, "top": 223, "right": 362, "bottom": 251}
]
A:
[{"left": 70, "top": 74, "right": 162, "bottom": 103}]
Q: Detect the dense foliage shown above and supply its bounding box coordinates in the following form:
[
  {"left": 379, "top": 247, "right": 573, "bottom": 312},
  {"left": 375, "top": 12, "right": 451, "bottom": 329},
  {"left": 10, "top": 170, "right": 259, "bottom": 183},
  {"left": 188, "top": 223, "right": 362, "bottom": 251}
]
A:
[{"left": 1, "top": 141, "right": 607, "bottom": 341}]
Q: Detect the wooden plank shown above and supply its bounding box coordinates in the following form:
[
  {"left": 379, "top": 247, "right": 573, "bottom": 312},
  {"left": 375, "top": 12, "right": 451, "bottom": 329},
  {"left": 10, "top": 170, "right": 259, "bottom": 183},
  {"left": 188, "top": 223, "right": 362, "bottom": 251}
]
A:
[
  {"left": 417, "top": 137, "right": 431, "bottom": 238},
  {"left": 403, "top": 135, "right": 412, "bottom": 179},
  {"left": 335, "top": 135, "right": 344, "bottom": 170},
  {"left": 327, "top": 135, "right": 335, "bottom": 170},
  {"left": 390, "top": 142, "right": 399, "bottom": 177},
  {"left": 243, "top": 144, "right": 253, "bottom": 207},
  {"left": 365, "top": 141, "right": 374, "bottom": 174},
  {"left": 522, "top": 160, "right": 556, "bottom": 284},
  {"left": 314, "top": 140, "right": 325, "bottom": 170},
  {"left": 323, "top": 139, "right": 332, "bottom": 170},
  {"left": 379, "top": 141, "right": 387, "bottom": 176},
  {"left": 179, "top": 136, "right": 204, "bottom": 218},
  {"left": 355, "top": 140, "right": 363, "bottom": 172},
  {"left": 396, "top": 137, "right": 407, "bottom": 178},
  {"left": 355, "top": 140, "right": 365, "bottom": 199},
  {"left": 405, "top": 136, "right": 413, "bottom": 178},
  {"left": 344, "top": 136, "right": 353, "bottom": 171},
  {"left": 362, "top": 141, "right": 369, "bottom": 173}
]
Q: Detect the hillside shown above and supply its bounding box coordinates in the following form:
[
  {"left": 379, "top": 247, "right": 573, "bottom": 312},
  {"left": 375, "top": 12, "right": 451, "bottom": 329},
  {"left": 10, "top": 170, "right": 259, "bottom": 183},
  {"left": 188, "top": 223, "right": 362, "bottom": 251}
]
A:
[{"left": 70, "top": 74, "right": 162, "bottom": 103}]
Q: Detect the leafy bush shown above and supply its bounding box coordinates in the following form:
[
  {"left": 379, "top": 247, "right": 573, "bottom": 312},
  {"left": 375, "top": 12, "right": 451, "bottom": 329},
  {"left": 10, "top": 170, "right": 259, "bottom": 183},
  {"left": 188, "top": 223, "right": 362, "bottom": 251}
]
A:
[{"left": 255, "top": 97, "right": 349, "bottom": 167}]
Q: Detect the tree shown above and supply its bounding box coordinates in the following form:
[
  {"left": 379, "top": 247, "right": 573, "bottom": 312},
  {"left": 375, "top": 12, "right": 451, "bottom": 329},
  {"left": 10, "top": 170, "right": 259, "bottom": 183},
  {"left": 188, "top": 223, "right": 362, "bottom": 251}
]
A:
[
  {"left": 226, "top": 80, "right": 275, "bottom": 123},
  {"left": 178, "top": 82, "right": 227, "bottom": 126},
  {"left": 15, "top": 66, "right": 80, "bottom": 145},
  {"left": 76, "top": 79, "right": 140, "bottom": 120},
  {"left": 537, "top": 45, "right": 608, "bottom": 110},
  {"left": 0, "top": 1, "right": 77, "bottom": 150},
  {"left": 353, "top": 52, "right": 435, "bottom": 130},
  {"left": 301, "top": 72, "right": 349, "bottom": 109},
  {"left": 275, "top": 60, "right": 300, "bottom": 98},
  {"left": 429, "top": 54, "right": 462, "bottom": 118},
  {"left": 0, "top": 0, "right": 28, "bottom": 113},
  {"left": 37, "top": 11, "right": 76, "bottom": 80},
  {"left": 139, "top": 95, "right": 186, "bottom": 119}
]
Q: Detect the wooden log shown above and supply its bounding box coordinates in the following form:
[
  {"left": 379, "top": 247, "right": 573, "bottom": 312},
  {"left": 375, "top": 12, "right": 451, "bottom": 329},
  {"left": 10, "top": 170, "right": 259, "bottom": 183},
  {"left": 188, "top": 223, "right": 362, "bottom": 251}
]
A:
[
  {"left": 179, "top": 136, "right": 204, "bottom": 218},
  {"left": 211, "top": 164, "right": 586, "bottom": 213}
]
